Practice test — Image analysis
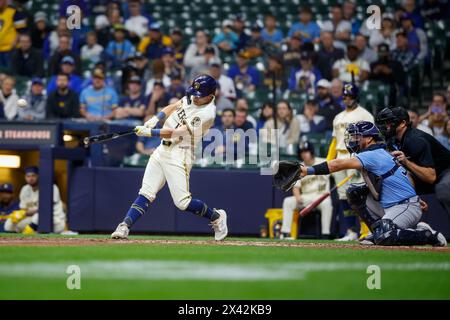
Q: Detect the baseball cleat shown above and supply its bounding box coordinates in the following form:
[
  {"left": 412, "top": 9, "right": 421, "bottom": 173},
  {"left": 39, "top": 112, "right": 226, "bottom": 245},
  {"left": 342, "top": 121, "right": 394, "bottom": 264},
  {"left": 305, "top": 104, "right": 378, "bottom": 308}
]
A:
[
  {"left": 279, "top": 233, "right": 294, "bottom": 240},
  {"left": 416, "top": 222, "right": 447, "bottom": 247},
  {"left": 210, "top": 209, "right": 228, "bottom": 241},
  {"left": 111, "top": 222, "right": 129, "bottom": 239},
  {"left": 435, "top": 232, "right": 448, "bottom": 247},
  {"left": 336, "top": 229, "right": 358, "bottom": 242},
  {"left": 359, "top": 233, "right": 374, "bottom": 246}
]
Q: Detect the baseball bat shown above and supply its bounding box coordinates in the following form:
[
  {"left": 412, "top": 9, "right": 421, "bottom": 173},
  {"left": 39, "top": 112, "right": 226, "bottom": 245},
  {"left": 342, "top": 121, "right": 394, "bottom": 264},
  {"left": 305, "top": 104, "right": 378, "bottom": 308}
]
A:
[
  {"left": 299, "top": 173, "right": 355, "bottom": 217},
  {"left": 83, "top": 128, "right": 137, "bottom": 147}
]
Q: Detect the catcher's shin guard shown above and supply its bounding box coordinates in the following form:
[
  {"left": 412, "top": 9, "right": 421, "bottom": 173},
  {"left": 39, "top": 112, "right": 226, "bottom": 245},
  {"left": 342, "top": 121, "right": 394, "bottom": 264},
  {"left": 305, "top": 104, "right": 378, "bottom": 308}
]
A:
[
  {"left": 346, "top": 183, "right": 379, "bottom": 231},
  {"left": 372, "top": 219, "right": 440, "bottom": 246}
]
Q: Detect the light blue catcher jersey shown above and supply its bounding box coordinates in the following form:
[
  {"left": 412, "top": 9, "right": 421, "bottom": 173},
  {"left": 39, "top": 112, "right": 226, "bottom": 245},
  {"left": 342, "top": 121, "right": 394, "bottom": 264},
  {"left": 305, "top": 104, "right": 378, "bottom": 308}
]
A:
[{"left": 355, "top": 147, "right": 416, "bottom": 208}]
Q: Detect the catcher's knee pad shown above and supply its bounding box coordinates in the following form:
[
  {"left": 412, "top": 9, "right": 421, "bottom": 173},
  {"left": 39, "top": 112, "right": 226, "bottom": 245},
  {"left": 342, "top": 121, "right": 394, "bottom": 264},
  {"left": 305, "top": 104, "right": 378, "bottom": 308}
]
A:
[
  {"left": 346, "top": 183, "right": 369, "bottom": 208},
  {"left": 372, "top": 219, "right": 398, "bottom": 245}
]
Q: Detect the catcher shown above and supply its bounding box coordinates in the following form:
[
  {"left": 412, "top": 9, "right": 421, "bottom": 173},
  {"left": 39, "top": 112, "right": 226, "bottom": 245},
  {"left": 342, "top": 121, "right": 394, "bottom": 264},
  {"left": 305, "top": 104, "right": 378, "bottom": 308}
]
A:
[{"left": 274, "top": 121, "right": 447, "bottom": 246}]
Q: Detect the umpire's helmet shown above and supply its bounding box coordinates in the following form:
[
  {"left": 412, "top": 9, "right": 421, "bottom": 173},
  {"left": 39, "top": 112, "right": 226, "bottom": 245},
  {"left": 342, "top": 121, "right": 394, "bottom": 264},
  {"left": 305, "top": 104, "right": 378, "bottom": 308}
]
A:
[
  {"left": 375, "top": 107, "right": 410, "bottom": 139},
  {"left": 345, "top": 121, "right": 381, "bottom": 154},
  {"left": 186, "top": 74, "right": 217, "bottom": 98},
  {"left": 342, "top": 82, "right": 359, "bottom": 99}
]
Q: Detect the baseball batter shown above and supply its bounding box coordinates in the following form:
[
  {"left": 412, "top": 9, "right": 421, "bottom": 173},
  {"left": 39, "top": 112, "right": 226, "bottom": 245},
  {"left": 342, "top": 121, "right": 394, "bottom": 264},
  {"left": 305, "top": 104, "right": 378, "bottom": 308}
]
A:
[
  {"left": 327, "top": 82, "right": 373, "bottom": 241},
  {"left": 111, "top": 75, "right": 228, "bottom": 241},
  {"left": 281, "top": 142, "right": 332, "bottom": 238}
]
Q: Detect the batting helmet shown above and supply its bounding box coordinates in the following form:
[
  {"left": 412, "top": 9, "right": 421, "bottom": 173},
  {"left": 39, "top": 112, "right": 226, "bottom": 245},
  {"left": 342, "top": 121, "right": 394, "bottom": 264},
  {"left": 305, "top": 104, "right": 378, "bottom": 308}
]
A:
[
  {"left": 345, "top": 121, "right": 381, "bottom": 154},
  {"left": 186, "top": 74, "right": 217, "bottom": 98},
  {"left": 375, "top": 107, "right": 410, "bottom": 139},
  {"left": 342, "top": 82, "right": 359, "bottom": 99}
]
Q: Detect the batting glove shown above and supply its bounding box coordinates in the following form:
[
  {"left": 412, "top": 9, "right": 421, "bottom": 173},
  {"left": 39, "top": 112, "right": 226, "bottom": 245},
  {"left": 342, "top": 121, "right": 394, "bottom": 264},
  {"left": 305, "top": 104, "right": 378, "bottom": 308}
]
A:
[
  {"left": 135, "top": 126, "right": 153, "bottom": 137},
  {"left": 144, "top": 116, "right": 159, "bottom": 129}
]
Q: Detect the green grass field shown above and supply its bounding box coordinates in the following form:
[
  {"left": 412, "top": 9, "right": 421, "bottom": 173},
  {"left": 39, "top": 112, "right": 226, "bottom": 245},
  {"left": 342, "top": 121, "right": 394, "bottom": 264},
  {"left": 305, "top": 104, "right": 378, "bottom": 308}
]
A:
[{"left": 1, "top": 233, "right": 450, "bottom": 300}]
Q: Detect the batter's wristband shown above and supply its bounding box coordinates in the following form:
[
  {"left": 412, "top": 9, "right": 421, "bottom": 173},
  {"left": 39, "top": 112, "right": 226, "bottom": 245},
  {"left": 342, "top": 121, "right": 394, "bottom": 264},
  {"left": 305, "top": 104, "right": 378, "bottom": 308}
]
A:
[
  {"left": 312, "top": 162, "right": 330, "bottom": 175},
  {"left": 151, "top": 129, "right": 161, "bottom": 137},
  {"left": 156, "top": 111, "right": 166, "bottom": 120}
]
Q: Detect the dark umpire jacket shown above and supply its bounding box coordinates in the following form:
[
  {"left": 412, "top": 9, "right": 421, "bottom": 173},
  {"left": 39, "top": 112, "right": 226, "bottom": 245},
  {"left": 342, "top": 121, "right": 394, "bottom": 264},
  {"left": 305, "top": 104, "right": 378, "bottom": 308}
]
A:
[{"left": 395, "top": 127, "right": 450, "bottom": 194}]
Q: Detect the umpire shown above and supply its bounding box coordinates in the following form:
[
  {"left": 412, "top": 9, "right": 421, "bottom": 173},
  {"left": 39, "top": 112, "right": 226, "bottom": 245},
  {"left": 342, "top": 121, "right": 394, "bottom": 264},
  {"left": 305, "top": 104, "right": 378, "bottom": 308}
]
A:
[{"left": 376, "top": 107, "right": 450, "bottom": 215}]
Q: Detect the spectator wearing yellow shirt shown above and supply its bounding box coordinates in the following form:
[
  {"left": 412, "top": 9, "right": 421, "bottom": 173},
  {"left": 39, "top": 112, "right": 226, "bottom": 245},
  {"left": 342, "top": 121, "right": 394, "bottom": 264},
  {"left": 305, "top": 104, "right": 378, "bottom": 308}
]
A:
[
  {"left": 0, "top": 0, "right": 27, "bottom": 69},
  {"left": 137, "top": 22, "right": 172, "bottom": 61}
]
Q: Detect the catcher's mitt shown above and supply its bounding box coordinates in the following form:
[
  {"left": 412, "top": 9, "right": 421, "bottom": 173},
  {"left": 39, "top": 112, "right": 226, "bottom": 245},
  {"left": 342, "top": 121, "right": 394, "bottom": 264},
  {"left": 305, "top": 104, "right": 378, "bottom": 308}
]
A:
[{"left": 273, "top": 160, "right": 303, "bottom": 192}]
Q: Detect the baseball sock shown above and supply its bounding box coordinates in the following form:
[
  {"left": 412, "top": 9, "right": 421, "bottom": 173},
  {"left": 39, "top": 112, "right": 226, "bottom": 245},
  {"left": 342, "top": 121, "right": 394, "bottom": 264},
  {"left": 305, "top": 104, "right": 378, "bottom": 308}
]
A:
[
  {"left": 186, "top": 199, "right": 220, "bottom": 221},
  {"left": 123, "top": 195, "right": 150, "bottom": 227},
  {"left": 29, "top": 223, "right": 38, "bottom": 231}
]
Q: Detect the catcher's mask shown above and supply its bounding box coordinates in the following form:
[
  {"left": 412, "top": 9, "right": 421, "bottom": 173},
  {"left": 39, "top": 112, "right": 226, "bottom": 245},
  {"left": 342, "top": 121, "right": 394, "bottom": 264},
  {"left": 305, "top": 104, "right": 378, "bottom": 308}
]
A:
[{"left": 344, "top": 121, "right": 381, "bottom": 154}]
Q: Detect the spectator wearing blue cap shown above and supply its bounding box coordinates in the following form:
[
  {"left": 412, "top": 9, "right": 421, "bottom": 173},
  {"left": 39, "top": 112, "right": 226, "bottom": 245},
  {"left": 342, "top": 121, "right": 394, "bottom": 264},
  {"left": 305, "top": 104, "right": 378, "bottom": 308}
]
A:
[
  {"left": 231, "top": 14, "right": 250, "bottom": 52},
  {"left": 397, "top": 0, "right": 424, "bottom": 29},
  {"left": 161, "top": 47, "right": 185, "bottom": 80},
  {"left": 138, "top": 22, "right": 173, "bottom": 60},
  {"left": 47, "top": 34, "right": 82, "bottom": 76},
  {"left": 46, "top": 56, "right": 83, "bottom": 94},
  {"left": 114, "top": 76, "right": 146, "bottom": 126},
  {"left": 105, "top": 24, "right": 136, "bottom": 69},
  {"left": 11, "top": 33, "right": 45, "bottom": 78},
  {"left": 0, "top": 183, "right": 20, "bottom": 233},
  {"left": 170, "top": 28, "right": 186, "bottom": 65},
  {"left": 4, "top": 166, "right": 66, "bottom": 234},
  {"left": 400, "top": 13, "right": 428, "bottom": 60},
  {"left": 80, "top": 68, "right": 119, "bottom": 121},
  {"left": 167, "top": 70, "right": 186, "bottom": 100},
  {"left": 17, "top": 78, "right": 47, "bottom": 121}
]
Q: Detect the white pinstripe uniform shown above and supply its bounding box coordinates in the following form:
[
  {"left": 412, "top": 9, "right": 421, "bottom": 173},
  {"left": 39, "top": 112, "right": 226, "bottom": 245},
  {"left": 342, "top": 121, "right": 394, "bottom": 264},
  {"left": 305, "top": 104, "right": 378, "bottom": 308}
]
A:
[
  {"left": 281, "top": 157, "right": 333, "bottom": 235},
  {"left": 138, "top": 96, "right": 216, "bottom": 210},
  {"left": 4, "top": 184, "right": 66, "bottom": 233}
]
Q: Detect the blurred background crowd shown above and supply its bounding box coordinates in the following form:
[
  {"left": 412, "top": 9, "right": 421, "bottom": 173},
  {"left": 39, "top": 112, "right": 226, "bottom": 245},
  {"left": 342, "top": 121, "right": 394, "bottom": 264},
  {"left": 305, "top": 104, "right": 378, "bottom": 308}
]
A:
[{"left": 0, "top": 0, "right": 449, "bottom": 161}]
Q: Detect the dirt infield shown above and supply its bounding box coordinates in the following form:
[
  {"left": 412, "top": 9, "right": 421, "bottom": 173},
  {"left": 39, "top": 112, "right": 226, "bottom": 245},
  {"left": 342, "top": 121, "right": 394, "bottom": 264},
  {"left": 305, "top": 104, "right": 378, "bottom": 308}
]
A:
[{"left": 0, "top": 236, "right": 449, "bottom": 252}]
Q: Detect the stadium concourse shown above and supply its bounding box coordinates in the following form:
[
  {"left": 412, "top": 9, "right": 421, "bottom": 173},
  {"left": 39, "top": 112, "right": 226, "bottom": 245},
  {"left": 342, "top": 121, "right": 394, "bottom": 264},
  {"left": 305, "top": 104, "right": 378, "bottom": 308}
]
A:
[{"left": 0, "top": 0, "right": 449, "bottom": 240}]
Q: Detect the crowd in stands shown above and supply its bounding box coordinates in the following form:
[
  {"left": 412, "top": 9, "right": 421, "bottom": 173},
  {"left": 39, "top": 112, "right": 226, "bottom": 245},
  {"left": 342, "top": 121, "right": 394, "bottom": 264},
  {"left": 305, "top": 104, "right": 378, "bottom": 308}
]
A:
[{"left": 0, "top": 0, "right": 449, "bottom": 158}]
